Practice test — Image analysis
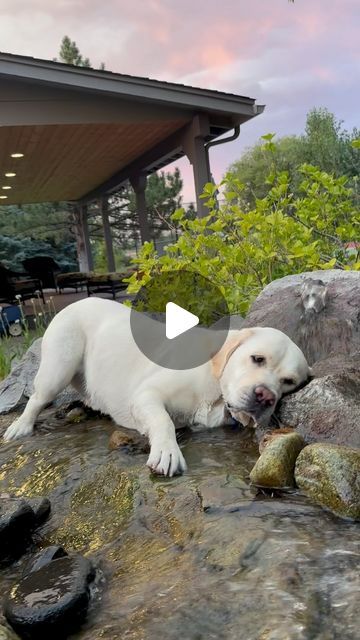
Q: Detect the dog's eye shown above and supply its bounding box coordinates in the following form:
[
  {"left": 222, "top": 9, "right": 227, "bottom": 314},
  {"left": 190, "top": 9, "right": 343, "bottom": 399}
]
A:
[
  {"left": 282, "top": 378, "right": 296, "bottom": 386},
  {"left": 251, "top": 355, "right": 265, "bottom": 365}
]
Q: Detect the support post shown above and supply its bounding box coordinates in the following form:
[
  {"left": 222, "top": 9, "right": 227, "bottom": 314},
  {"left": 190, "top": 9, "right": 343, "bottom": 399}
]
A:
[
  {"left": 72, "top": 204, "right": 93, "bottom": 272},
  {"left": 130, "top": 174, "right": 151, "bottom": 244},
  {"left": 100, "top": 197, "right": 116, "bottom": 272},
  {"left": 183, "top": 114, "right": 212, "bottom": 218}
]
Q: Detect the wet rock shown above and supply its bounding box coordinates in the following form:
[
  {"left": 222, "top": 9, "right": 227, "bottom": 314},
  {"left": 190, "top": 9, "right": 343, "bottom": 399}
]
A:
[
  {"left": 109, "top": 428, "right": 149, "bottom": 454},
  {"left": 4, "top": 555, "right": 95, "bottom": 639},
  {"left": 295, "top": 443, "right": 360, "bottom": 520},
  {"left": 64, "top": 406, "right": 88, "bottom": 423},
  {"left": 243, "top": 269, "right": 360, "bottom": 365},
  {"left": 0, "top": 339, "right": 80, "bottom": 415},
  {"left": 27, "top": 498, "right": 51, "bottom": 526},
  {"left": 0, "top": 499, "right": 36, "bottom": 566},
  {"left": 0, "top": 625, "right": 21, "bottom": 640},
  {"left": 258, "top": 427, "right": 296, "bottom": 454},
  {"left": 250, "top": 432, "right": 305, "bottom": 488},
  {"left": 278, "top": 361, "right": 360, "bottom": 448},
  {"left": 23, "top": 546, "right": 68, "bottom": 577}
]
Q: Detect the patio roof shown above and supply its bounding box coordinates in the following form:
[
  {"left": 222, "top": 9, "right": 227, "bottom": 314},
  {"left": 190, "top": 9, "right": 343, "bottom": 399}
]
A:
[{"left": 0, "top": 52, "right": 264, "bottom": 207}]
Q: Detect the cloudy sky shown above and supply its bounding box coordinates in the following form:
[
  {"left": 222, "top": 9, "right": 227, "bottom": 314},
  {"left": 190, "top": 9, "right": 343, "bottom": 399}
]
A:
[{"left": 1, "top": 0, "right": 359, "bottom": 201}]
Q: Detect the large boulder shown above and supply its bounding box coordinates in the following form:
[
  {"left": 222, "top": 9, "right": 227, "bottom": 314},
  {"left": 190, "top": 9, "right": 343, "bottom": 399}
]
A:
[
  {"left": 0, "top": 339, "right": 80, "bottom": 414},
  {"left": 243, "top": 270, "right": 360, "bottom": 365},
  {"left": 278, "top": 354, "right": 360, "bottom": 448},
  {"left": 295, "top": 444, "right": 360, "bottom": 520}
]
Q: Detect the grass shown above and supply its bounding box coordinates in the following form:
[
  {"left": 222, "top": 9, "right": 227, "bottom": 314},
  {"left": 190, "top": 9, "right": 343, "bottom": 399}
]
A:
[{"left": 0, "top": 294, "right": 57, "bottom": 380}]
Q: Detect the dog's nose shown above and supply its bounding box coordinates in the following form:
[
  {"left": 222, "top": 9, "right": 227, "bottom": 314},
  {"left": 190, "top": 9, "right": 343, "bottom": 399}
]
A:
[{"left": 254, "top": 385, "right": 276, "bottom": 407}]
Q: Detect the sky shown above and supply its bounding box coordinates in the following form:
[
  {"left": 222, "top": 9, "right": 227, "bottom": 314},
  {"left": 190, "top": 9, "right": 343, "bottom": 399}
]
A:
[{"left": 1, "top": 0, "right": 359, "bottom": 202}]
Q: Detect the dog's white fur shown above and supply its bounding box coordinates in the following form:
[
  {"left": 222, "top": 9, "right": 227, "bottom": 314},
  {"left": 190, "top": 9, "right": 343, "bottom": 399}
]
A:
[{"left": 3, "top": 298, "right": 310, "bottom": 476}]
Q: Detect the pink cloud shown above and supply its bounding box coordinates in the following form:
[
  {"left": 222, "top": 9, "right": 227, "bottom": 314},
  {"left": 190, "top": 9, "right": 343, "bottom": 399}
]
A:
[{"left": 0, "top": 0, "right": 359, "bottom": 201}]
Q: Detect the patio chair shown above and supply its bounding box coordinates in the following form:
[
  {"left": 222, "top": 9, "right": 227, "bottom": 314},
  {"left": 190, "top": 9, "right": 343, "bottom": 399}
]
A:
[
  {"left": 0, "top": 263, "right": 44, "bottom": 304},
  {"left": 23, "top": 256, "right": 61, "bottom": 290}
]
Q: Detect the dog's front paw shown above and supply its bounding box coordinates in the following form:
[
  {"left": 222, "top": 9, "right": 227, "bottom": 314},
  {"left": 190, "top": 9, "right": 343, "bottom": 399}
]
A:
[
  {"left": 3, "top": 418, "right": 33, "bottom": 442},
  {"left": 147, "top": 439, "right": 187, "bottom": 477}
]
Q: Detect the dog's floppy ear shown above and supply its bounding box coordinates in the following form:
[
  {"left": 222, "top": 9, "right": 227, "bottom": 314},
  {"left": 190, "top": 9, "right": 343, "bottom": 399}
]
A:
[{"left": 211, "top": 329, "right": 253, "bottom": 379}]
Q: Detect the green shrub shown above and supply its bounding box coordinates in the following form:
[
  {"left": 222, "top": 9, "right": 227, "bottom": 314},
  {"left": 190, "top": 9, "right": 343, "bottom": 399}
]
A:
[{"left": 126, "top": 137, "right": 359, "bottom": 317}]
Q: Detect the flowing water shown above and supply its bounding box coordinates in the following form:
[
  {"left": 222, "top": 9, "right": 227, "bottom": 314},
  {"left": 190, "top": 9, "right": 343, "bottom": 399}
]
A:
[{"left": 0, "top": 410, "right": 359, "bottom": 640}]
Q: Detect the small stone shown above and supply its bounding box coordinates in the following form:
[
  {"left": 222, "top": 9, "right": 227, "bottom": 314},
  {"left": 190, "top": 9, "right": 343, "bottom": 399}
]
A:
[
  {"left": 0, "top": 624, "right": 21, "bottom": 640},
  {"left": 295, "top": 443, "right": 360, "bottom": 520},
  {"left": 250, "top": 432, "right": 306, "bottom": 488},
  {"left": 0, "top": 499, "right": 36, "bottom": 566},
  {"left": 259, "top": 427, "right": 296, "bottom": 454},
  {"left": 23, "top": 545, "right": 68, "bottom": 577},
  {"left": 4, "top": 555, "right": 95, "bottom": 638},
  {"left": 65, "top": 407, "right": 87, "bottom": 423},
  {"left": 27, "top": 498, "right": 51, "bottom": 526},
  {"left": 109, "top": 429, "right": 149, "bottom": 454}
]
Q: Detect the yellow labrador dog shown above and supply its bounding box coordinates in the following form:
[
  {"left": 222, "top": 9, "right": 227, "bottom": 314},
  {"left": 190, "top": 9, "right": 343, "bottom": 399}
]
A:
[{"left": 3, "top": 298, "right": 310, "bottom": 476}]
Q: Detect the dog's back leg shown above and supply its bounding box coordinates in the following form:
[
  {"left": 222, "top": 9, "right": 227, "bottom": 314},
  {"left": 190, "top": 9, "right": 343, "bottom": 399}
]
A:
[{"left": 3, "top": 320, "right": 85, "bottom": 441}]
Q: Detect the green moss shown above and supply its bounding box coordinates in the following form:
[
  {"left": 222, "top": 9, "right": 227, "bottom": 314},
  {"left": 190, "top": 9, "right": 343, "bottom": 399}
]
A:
[
  {"left": 295, "top": 444, "right": 360, "bottom": 520},
  {"left": 250, "top": 433, "right": 305, "bottom": 488}
]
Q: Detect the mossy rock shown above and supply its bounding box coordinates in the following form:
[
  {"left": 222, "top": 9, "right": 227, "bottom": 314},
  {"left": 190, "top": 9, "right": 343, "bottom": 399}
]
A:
[
  {"left": 295, "top": 443, "right": 360, "bottom": 520},
  {"left": 250, "top": 432, "right": 305, "bottom": 488},
  {"left": 0, "top": 624, "right": 21, "bottom": 640}
]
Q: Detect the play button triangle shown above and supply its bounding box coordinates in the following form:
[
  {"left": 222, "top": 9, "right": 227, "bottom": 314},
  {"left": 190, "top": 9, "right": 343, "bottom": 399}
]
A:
[{"left": 165, "top": 302, "right": 199, "bottom": 339}]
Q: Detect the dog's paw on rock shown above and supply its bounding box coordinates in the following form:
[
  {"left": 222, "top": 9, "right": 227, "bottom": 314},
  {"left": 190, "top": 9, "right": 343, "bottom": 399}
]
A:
[
  {"left": 295, "top": 443, "right": 360, "bottom": 521},
  {"left": 250, "top": 432, "right": 306, "bottom": 489}
]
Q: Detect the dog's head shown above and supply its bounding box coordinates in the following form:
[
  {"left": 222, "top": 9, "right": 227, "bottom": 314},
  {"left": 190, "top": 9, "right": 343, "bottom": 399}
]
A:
[{"left": 212, "top": 327, "right": 310, "bottom": 426}]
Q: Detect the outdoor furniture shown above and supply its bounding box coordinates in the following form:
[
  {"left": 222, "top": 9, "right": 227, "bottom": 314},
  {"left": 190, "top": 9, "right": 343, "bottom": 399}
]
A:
[
  {"left": 56, "top": 272, "right": 89, "bottom": 293},
  {"left": 23, "top": 256, "right": 61, "bottom": 290},
  {"left": 0, "top": 305, "right": 23, "bottom": 337},
  {"left": 0, "top": 263, "right": 44, "bottom": 304},
  {"left": 86, "top": 272, "right": 131, "bottom": 299}
]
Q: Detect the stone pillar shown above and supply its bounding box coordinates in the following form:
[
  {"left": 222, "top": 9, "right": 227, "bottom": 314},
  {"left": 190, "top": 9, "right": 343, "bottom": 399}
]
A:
[
  {"left": 100, "top": 197, "right": 116, "bottom": 272},
  {"left": 130, "top": 174, "right": 151, "bottom": 244},
  {"left": 183, "top": 114, "right": 212, "bottom": 218}
]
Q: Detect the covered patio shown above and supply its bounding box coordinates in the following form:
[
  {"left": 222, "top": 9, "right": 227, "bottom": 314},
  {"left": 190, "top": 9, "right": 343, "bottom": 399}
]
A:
[{"left": 0, "top": 52, "right": 264, "bottom": 272}]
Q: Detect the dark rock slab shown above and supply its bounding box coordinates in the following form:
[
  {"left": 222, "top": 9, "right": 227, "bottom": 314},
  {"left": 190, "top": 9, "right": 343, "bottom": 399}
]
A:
[
  {"left": 27, "top": 498, "right": 51, "bottom": 526},
  {"left": 23, "top": 546, "right": 68, "bottom": 577},
  {"left": 4, "top": 555, "right": 95, "bottom": 639},
  {"left": 0, "top": 499, "right": 36, "bottom": 566}
]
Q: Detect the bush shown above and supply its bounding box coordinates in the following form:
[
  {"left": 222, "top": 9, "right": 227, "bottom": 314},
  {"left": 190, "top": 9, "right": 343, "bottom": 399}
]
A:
[{"left": 126, "top": 137, "right": 360, "bottom": 317}]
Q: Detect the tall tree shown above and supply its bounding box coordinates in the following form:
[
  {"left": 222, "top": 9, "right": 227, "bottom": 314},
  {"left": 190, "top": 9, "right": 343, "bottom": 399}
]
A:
[{"left": 227, "top": 108, "right": 360, "bottom": 207}]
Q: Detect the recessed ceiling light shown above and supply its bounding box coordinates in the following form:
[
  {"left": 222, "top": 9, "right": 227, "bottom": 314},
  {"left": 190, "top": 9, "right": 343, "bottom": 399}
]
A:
[
  {"left": 0, "top": 195, "right": 8, "bottom": 200},
  {"left": 2, "top": 186, "right": 12, "bottom": 190},
  {"left": 10, "top": 153, "right": 24, "bottom": 158},
  {"left": 5, "top": 172, "right": 16, "bottom": 177}
]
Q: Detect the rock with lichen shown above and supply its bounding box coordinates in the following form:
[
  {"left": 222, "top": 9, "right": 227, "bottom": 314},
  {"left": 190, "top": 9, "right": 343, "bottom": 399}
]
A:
[
  {"left": 250, "top": 432, "right": 305, "bottom": 488},
  {"left": 0, "top": 625, "right": 21, "bottom": 640},
  {"left": 295, "top": 443, "right": 360, "bottom": 520}
]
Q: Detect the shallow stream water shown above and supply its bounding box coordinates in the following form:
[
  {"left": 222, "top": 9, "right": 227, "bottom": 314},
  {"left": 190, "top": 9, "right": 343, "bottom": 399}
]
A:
[{"left": 0, "top": 411, "right": 359, "bottom": 640}]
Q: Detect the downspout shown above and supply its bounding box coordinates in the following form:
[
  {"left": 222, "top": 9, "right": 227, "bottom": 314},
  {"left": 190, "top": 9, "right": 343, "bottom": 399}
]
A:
[
  {"left": 204, "top": 124, "right": 240, "bottom": 154},
  {"left": 204, "top": 124, "right": 240, "bottom": 208}
]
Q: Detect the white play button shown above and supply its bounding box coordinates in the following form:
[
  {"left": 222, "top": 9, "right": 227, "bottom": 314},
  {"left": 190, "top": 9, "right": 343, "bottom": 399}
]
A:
[{"left": 165, "top": 302, "right": 199, "bottom": 339}]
